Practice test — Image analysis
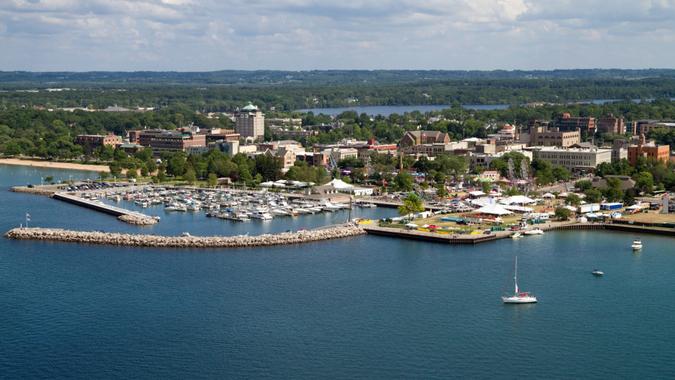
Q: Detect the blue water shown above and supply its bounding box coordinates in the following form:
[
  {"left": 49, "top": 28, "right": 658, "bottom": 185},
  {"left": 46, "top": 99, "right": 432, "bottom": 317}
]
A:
[
  {"left": 296, "top": 104, "right": 509, "bottom": 116},
  {"left": 2, "top": 165, "right": 675, "bottom": 379}
]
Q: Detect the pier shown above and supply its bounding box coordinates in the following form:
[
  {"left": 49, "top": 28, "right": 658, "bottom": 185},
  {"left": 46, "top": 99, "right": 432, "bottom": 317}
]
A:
[
  {"left": 362, "top": 225, "right": 505, "bottom": 244},
  {"left": 4, "top": 224, "right": 365, "bottom": 248},
  {"left": 52, "top": 192, "right": 158, "bottom": 225}
]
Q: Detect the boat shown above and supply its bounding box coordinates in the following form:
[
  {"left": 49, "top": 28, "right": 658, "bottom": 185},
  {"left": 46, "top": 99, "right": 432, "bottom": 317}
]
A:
[
  {"left": 357, "top": 202, "right": 377, "bottom": 208},
  {"left": 592, "top": 269, "right": 604, "bottom": 276},
  {"left": 631, "top": 239, "right": 642, "bottom": 251},
  {"left": 523, "top": 228, "right": 544, "bottom": 236},
  {"left": 250, "top": 210, "right": 273, "bottom": 220},
  {"left": 502, "top": 257, "right": 537, "bottom": 304},
  {"left": 511, "top": 232, "right": 522, "bottom": 239}
]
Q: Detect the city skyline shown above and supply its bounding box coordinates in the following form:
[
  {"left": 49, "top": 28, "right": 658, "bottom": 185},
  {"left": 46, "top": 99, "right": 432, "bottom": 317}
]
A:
[{"left": 2, "top": 0, "right": 675, "bottom": 71}]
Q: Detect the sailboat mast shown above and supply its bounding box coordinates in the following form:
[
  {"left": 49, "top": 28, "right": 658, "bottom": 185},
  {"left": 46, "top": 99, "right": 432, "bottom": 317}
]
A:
[{"left": 514, "top": 256, "right": 519, "bottom": 294}]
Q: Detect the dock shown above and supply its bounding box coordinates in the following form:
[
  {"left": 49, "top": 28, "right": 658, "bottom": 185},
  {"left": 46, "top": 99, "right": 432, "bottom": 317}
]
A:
[
  {"left": 52, "top": 192, "right": 157, "bottom": 225},
  {"left": 362, "top": 225, "right": 506, "bottom": 244}
]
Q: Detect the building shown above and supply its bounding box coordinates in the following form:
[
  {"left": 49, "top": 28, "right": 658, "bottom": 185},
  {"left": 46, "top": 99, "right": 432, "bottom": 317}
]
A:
[
  {"left": 633, "top": 120, "right": 675, "bottom": 136},
  {"left": 132, "top": 129, "right": 206, "bottom": 154},
  {"left": 399, "top": 131, "right": 450, "bottom": 148},
  {"left": 210, "top": 140, "right": 240, "bottom": 156},
  {"left": 529, "top": 127, "right": 581, "bottom": 147},
  {"left": 627, "top": 134, "right": 671, "bottom": 165},
  {"left": 529, "top": 146, "right": 612, "bottom": 171},
  {"left": 205, "top": 128, "right": 240, "bottom": 144},
  {"left": 611, "top": 139, "right": 629, "bottom": 163},
  {"left": 235, "top": 103, "right": 265, "bottom": 141},
  {"left": 596, "top": 115, "right": 626, "bottom": 134},
  {"left": 553, "top": 113, "right": 596, "bottom": 133},
  {"left": 74, "top": 134, "right": 122, "bottom": 152}
]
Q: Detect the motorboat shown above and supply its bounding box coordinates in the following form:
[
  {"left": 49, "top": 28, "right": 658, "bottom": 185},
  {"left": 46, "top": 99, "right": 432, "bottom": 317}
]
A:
[
  {"left": 511, "top": 232, "right": 523, "bottom": 239},
  {"left": 592, "top": 269, "right": 604, "bottom": 276},
  {"left": 502, "top": 256, "right": 537, "bottom": 304},
  {"left": 631, "top": 239, "right": 642, "bottom": 251},
  {"left": 523, "top": 228, "right": 544, "bottom": 236}
]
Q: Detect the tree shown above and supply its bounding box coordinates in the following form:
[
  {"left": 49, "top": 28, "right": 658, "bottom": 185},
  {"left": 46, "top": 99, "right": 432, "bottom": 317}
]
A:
[
  {"left": 603, "top": 177, "right": 624, "bottom": 202},
  {"left": 436, "top": 183, "right": 448, "bottom": 198},
  {"left": 552, "top": 165, "right": 571, "bottom": 181},
  {"left": 398, "top": 193, "right": 425, "bottom": 220},
  {"left": 566, "top": 193, "right": 582, "bottom": 206},
  {"left": 207, "top": 173, "right": 218, "bottom": 187},
  {"left": 393, "top": 172, "right": 414, "bottom": 192},
  {"left": 554, "top": 206, "right": 572, "bottom": 221},
  {"left": 184, "top": 168, "right": 197, "bottom": 184},
  {"left": 634, "top": 171, "right": 654, "bottom": 194},
  {"left": 584, "top": 188, "right": 603, "bottom": 203},
  {"left": 575, "top": 179, "right": 592, "bottom": 191}
]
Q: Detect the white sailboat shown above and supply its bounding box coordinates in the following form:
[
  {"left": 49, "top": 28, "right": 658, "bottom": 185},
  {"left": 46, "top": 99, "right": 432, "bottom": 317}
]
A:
[{"left": 502, "top": 257, "right": 537, "bottom": 304}]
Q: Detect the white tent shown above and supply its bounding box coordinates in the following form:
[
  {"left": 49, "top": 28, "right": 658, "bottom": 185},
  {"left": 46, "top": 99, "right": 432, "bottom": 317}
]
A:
[
  {"left": 475, "top": 203, "right": 513, "bottom": 216},
  {"left": 327, "top": 179, "right": 354, "bottom": 190},
  {"left": 501, "top": 195, "right": 536, "bottom": 205},
  {"left": 470, "top": 197, "right": 495, "bottom": 207},
  {"left": 542, "top": 192, "right": 556, "bottom": 199},
  {"left": 503, "top": 205, "right": 534, "bottom": 213},
  {"left": 469, "top": 190, "right": 486, "bottom": 197}
]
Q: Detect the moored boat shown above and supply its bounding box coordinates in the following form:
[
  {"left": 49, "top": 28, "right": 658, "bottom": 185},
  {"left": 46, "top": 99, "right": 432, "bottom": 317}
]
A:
[{"left": 502, "top": 256, "right": 537, "bottom": 304}]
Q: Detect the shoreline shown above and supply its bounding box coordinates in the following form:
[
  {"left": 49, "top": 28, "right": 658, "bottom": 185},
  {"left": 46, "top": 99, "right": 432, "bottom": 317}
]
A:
[{"left": 0, "top": 158, "right": 110, "bottom": 173}]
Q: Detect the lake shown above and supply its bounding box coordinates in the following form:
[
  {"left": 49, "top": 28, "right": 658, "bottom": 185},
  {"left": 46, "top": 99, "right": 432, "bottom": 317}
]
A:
[{"left": 2, "top": 165, "right": 675, "bottom": 379}]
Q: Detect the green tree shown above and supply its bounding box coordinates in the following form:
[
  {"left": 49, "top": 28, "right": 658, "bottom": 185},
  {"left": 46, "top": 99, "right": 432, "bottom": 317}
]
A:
[
  {"left": 634, "top": 171, "right": 654, "bottom": 194},
  {"left": 207, "top": 173, "right": 218, "bottom": 187},
  {"left": 575, "top": 179, "right": 592, "bottom": 191},
  {"left": 584, "top": 188, "right": 603, "bottom": 203},
  {"left": 184, "top": 167, "right": 197, "bottom": 184},
  {"left": 436, "top": 183, "right": 448, "bottom": 198},
  {"left": 554, "top": 206, "right": 572, "bottom": 221},
  {"left": 398, "top": 193, "right": 425, "bottom": 220},
  {"left": 393, "top": 172, "right": 414, "bottom": 192},
  {"left": 566, "top": 193, "right": 582, "bottom": 206}
]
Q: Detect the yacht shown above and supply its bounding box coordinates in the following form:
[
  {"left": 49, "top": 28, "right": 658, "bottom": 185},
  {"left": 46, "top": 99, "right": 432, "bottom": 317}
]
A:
[
  {"left": 523, "top": 228, "right": 544, "bottom": 236},
  {"left": 250, "top": 210, "right": 273, "bottom": 220},
  {"left": 631, "top": 239, "right": 642, "bottom": 251},
  {"left": 502, "top": 257, "right": 538, "bottom": 304}
]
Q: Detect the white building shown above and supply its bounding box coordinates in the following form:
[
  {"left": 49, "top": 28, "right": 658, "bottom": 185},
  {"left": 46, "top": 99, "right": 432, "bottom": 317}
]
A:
[{"left": 530, "top": 146, "right": 612, "bottom": 170}]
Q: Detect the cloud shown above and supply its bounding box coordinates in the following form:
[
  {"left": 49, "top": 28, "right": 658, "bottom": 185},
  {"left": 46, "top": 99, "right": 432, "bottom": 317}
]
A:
[{"left": 0, "top": 0, "right": 674, "bottom": 70}]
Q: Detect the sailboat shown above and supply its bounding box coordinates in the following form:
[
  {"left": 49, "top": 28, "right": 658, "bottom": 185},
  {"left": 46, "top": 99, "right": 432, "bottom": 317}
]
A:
[{"left": 502, "top": 256, "right": 538, "bottom": 304}]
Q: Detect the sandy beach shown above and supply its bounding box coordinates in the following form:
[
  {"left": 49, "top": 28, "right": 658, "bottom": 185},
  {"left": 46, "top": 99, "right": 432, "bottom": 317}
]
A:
[{"left": 0, "top": 158, "right": 110, "bottom": 172}]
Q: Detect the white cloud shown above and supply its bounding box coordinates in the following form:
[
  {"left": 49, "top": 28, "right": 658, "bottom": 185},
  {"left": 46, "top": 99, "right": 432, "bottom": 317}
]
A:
[{"left": 0, "top": 0, "right": 674, "bottom": 70}]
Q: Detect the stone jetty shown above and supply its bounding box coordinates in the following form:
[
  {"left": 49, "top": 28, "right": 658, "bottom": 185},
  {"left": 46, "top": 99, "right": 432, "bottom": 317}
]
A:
[
  {"left": 117, "top": 214, "right": 158, "bottom": 225},
  {"left": 5, "top": 224, "right": 366, "bottom": 248}
]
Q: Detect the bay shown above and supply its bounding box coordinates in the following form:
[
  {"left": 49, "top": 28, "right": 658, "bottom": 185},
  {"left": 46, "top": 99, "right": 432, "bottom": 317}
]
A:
[{"left": 1, "top": 165, "right": 675, "bottom": 379}]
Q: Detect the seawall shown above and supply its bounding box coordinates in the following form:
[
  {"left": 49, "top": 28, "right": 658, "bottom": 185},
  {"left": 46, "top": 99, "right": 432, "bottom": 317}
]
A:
[{"left": 4, "top": 224, "right": 366, "bottom": 248}]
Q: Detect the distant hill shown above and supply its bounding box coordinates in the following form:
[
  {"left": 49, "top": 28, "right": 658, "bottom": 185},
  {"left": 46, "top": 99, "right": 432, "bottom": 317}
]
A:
[{"left": 1, "top": 69, "right": 675, "bottom": 87}]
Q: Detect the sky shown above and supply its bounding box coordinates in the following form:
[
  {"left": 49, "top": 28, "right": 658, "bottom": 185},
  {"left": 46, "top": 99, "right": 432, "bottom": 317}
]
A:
[{"left": 1, "top": 0, "right": 675, "bottom": 71}]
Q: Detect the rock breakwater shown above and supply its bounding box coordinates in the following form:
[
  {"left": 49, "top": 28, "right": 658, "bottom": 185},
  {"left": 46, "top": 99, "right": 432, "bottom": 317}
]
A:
[{"left": 5, "top": 225, "right": 366, "bottom": 248}]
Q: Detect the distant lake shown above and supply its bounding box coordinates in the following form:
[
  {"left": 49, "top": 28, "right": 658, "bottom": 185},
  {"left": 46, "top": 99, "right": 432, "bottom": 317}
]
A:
[{"left": 296, "top": 104, "right": 510, "bottom": 116}]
